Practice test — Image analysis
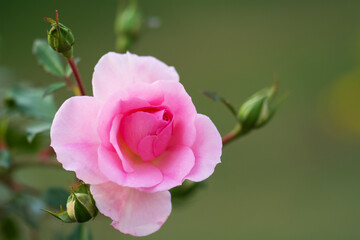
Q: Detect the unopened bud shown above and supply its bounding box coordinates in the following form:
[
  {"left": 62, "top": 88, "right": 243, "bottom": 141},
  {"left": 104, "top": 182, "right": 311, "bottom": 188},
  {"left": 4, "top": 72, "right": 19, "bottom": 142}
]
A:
[
  {"left": 45, "top": 11, "right": 75, "bottom": 59},
  {"left": 115, "top": 1, "right": 141, "bottom": 37},
  {"left": 238, "top": 82, "right": 279, "bottom": 133},
  {"left": 114, "top": 0, "right": 141, "bottom": 52},
  {"left": 43, "top": 183, "right": 97, "bottom": 223},
  {"left": 66, "top": 192, "right": 97, "bottom": 223}
]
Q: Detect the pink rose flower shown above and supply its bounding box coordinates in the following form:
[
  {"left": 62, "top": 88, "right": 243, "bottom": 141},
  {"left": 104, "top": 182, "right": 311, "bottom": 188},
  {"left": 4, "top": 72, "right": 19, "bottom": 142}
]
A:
[{"left": 50, "top": 52, "right": 222, "bottom": 236}]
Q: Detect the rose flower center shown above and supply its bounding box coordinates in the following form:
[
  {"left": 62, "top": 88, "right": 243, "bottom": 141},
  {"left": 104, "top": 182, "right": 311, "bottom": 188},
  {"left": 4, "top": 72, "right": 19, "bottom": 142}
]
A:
[{"left": 119, "top": 108, "right": 173, "bottom": 161}]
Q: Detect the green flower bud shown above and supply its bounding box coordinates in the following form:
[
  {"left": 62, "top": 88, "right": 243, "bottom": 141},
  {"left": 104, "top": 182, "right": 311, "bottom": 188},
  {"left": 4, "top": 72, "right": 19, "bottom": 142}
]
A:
[
  {"left": 66, "top": 192, "right": 97, "bottom": 223},
  {"left": 238, "top": 82, "right": 279, "bottom": 133},
  {"left": 43, "top": 183, "right": 98, "bottom": 224},
  {"left": 114, "top": 0, "right": 141, "bottom": 52},
  {"left": 115, "top": 0, "right": 141, "bottom": 37},
  {"left": 45, "top": 11, "right": 75, "bottom": 59}
]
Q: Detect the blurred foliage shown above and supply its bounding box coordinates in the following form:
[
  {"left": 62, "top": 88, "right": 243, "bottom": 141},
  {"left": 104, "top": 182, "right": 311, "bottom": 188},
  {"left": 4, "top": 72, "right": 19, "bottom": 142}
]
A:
[
  {"left": 7, "top": 194, "right": 45, "bottom": 228},
  {"left": 115, "top": 0, "right": 141, "bottom": 52},
  {"left": 4, "top": 86, "right": 56, "bottom": 120},
  {"left": 68, "top": 224, "right": 92, "bottom": 240},
  {"left": 42, "top": 187, "right": 69, "bottom": 209},
  {"left": 0, "top": 149, "right": 11, "bottom": 171},
  {"left": 319, "top": 68, "right": 360, "bottom": 137},
  {"left": 43, "top": 82, "right": 67, "bottom": 97},
  {"left": 0, "top": 217, "right": 19, "bottom": 240}
]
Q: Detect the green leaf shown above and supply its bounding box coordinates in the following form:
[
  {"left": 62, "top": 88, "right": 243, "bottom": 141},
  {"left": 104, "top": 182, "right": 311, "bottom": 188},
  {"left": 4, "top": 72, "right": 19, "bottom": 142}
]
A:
[
  {"left": 0, "top": 149, "right": 11, "bottom": 171},
  {"left": 69, "top": 224, "right": 92, "bottom": 240},
  {"left": 4, "top": 86, "right": 57, "bottom": 120},
  {"left": 42, "top": 187, "right": 69, "bottom": 209},
  {"left": 33, "top": 39, "right": 64, "bottom": 78},
  {"left": 203, "top": 91, "right": 237, "bottom": 117},
  {"left": 44, "top": 82, "right": 67, "bottom": 97},
  {"left": 65, "top": 58, "right": 80, "bottom": 77},
  {"left": 26, "top": 122, "right": 51, "bottom": 143},
  {"left": 42, "top": 209, "right": 75, "bottom": 223},
  {"left": 0, "top": 217, "right": 19, "bottom": 240}
]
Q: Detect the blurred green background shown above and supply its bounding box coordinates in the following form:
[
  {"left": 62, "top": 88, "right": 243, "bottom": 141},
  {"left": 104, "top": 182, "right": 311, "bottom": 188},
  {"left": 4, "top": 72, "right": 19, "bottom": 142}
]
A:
[{"left": 1, "top": 0, "right": 360, "bottom": 239}]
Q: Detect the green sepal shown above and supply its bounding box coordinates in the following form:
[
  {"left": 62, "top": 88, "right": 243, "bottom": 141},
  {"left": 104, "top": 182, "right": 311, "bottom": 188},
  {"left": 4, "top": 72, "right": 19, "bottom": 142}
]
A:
[
  {"left": 75, "top": 184, "right": 97, "bottom": 215},
  {"left": 71, "top": 193, "right": 93, "bottom": 223},
  {"left": 75, "top": 183, "right": 89, "bottom": 194},
  {"left": 203, "top": 91, "right": 237, "bottom": 117},
  {"left": 42, "top": 209, "right": 75, "bottom": 223}
]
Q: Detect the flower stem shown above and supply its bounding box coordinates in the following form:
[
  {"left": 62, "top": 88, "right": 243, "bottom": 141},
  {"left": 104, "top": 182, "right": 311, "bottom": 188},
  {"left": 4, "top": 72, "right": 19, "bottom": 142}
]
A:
[
  {"left": 222, "top": 131, "right": 236, "bottom": 145},
  {"left": 222, "top": 124, "right": 242, "bottom": 146},
  {"left": 67, "top": 57, "right": 86, "bottom": 96}
]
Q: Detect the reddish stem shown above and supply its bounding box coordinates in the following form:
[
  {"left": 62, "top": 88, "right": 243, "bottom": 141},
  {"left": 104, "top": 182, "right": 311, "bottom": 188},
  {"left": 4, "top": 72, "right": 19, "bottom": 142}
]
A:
[
  {"left": 222, "top": 131, "right": 236, "bottom": 145},
  {"left": 67, "top": 57, "right": 86, "bottom": 96}
]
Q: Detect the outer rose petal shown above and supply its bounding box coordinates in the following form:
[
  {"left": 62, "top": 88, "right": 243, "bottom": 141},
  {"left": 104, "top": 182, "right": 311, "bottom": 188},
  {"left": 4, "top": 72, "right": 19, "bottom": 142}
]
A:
[
  {"left": 91, "top": 182, "right": 171, "bottom": 237},
  {"left": 186, "top": 114, "right": 222, "bottom": 182},
  {"left": 142, "top": 146, "right": 195, "bottom": 192},
  {"left": 50, "top": 96, "right": 107, "bottom": 184},
  {"left": 92, "top": 52, "right": 179, "bottom": 101}
]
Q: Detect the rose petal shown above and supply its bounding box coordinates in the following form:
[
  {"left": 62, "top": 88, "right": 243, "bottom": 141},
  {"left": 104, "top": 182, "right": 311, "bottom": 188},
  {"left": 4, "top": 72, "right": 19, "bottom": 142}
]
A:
[
  {"left": 120, "top": 111, "right": 166, "bottom": 155},
  {"left": 186, "top": 114, "right": 222, "bottom": 182},
  {"left": 92, "top": 52, "right": 179, "bottom": 101},
  {"left": 97, "top": 82, "right": 164, "bottom": 149},
  {"left": 98, "top": 146, "right": 163, "bottom": 188},
  {"left": 50, "top": 96, "right": 107, "bottom": 184},
  {"left": 91, "top": 182, "right": 171, "bottom": 237},
  {"left": 110, "top": 115, "right": 134, "bottom": 172},
  {"left": 98, "top": 96, "right": 151, "bottom": 149},
  {"left": 154, "top": 80, "right": 197, "bottom": 147},
  {"left": 143, "top": 146, "right": 195, "bottom": 192}
]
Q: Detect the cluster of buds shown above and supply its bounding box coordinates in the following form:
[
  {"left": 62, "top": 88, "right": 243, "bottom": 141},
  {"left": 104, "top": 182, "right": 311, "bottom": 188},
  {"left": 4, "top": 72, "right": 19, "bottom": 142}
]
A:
[
  {"left": 44, "top": 183, "right": 97, "bottom": 223},
  {"left": 44, "top": 11, "right": 75, "bottom": 59}
]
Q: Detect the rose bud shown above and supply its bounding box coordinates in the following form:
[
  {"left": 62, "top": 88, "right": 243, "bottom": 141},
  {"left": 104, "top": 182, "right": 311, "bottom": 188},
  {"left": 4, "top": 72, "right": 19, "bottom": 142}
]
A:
[
  {"left": 238, "top": 82, "right": 280, "bottom": 134},
  {"left": 66, "top": 192, "right": 98, "bottom": 223},
  {"left": 45, "top": 11, "right": 75, "bottom": 59},
  {"left": 43, "top": 183, "right": 97, "bottom": 223},
  {"left": 114, "top": 1, "right": 141, "bottom": 52}
]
